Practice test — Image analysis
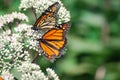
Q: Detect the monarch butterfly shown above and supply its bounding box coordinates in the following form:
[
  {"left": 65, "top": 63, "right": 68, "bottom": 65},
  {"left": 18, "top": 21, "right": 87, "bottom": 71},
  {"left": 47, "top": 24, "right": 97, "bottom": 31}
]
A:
[
  {"left": 32, "top": 2, "right": 60, "bottom": 30},
  {"left": 37, "top": 22, "right": 70, "bottom": 61}
]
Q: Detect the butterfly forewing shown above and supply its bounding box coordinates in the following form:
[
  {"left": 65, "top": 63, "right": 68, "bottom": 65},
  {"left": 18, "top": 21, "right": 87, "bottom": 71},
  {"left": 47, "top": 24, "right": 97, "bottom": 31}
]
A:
[
  {"left": 40, "top": 41, "right": 60, "bottom": 59},
  {"left": 32, "top": 2, "right": 60, "bottom": 30}
]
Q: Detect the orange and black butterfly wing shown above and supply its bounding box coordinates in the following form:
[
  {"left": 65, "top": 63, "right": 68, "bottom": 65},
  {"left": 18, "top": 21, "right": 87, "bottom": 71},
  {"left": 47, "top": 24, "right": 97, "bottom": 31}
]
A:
[
  {"left": 32, "top": 2, "right": 60, "bottom": 30},
  {"left": 39, "top": 28, "right": 66, "bottom": 60},
  {"left": 39, "top": 38, "right": 67, "bottom": 60},
  {"left": 0, "top": 77, "right": 3, "bottom": 80},
  {"left": 42, "top": 28, "right": 64, "bottom": 40}
]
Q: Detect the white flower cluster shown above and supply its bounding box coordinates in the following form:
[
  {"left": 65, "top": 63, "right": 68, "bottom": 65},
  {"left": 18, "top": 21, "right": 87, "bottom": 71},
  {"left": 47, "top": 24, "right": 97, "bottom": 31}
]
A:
[
  {"left": 15, "top": 24, "right": 41, "bottom": 51},
  {"left": 19, "top": 0, "right": 70, "bottom": 24},
  {"left": 16, "top": 62, "right": 59, "bottom": 80},
  {"left": 1, "top": 70, "right": 14, "bottom": 80},
  {"left": 0, "top": 12, "right": 28, "bottom": 29},
  {"left": 0, "top": 23, "right": 42, "bottom": 72},
  {"left": 0, "top": 62, "right": 60, "bottom": 80},
  {"left": 17, "top": 62, "right": 48, "bottom": 80},
  {"left": 46, "top": 68, "right": 60, "bottom": 80},
  {"left": 17, "top": 62, "right": 40, "bottom": 73},
  {"left": 58, "top": 7, "right": 70, "bottom": 24},
  {"left": 0, "top": 32, "right": 28, "bottom": 72}
]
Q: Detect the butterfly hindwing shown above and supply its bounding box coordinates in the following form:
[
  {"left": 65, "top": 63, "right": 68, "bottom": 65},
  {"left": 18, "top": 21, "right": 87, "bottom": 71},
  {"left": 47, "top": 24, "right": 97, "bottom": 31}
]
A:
[
  {"left": 32, "top": 2, "right": 60, "bottom": 30},
  {"left": 46, "top": 40, "right": 66, "bottom": 50},
  {"left": 42, "top": 29, "right": 64, "bottom": 40},
  {"left": 39, "top": 38, "right": 67, "bottom": 60}
]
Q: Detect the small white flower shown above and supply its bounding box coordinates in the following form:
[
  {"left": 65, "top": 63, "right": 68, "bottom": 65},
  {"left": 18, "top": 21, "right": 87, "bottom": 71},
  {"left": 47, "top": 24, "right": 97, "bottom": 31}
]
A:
[
  {"left": 17, "top": 62, "right": 60, "bottom": 80},
  {"left": 21, "top": 71, "right": 49, "bottom": 80},
  {"left": 0, "top": 12, "right": 28, "bottom": 29},
  {"left": 14, "top": 24, "right": 41, "bottom": 51},
  {"left": 17, "top": 62, "right": 40, "bottom": 73},
  {"left": 0, "top": 24, "right": 34, "bottom": 72},
  {"left": 12, "top": 12, "right": 28, "bottom": 22},
  {"left": 58, "top": 7, "right": 71, "bottom": 24},
  {"left": 1, "top": 70, "right": 14, "bottom": 80},
  {"left": 46, "top": 68, "right": 60, "bottom": 80},
  {"left": 17, "top": 62, "right": 48, "bottom": 80},
  {"left": 14, "top": 24, "right": 31, "bottom": 32}
]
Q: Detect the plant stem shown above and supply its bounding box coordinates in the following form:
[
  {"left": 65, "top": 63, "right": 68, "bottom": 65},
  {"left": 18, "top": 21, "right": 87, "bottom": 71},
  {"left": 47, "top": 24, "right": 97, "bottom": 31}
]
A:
[
  {"left": 32, "top": 51, "right": 43, "bottom": 63},
  {"left": 2, "top": 26, "right": 6, "bottom": 31}
]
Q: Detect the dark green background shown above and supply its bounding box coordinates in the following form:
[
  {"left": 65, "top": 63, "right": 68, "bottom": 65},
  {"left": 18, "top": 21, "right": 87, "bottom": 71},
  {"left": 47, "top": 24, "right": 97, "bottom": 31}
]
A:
[{"left": 0, "top": 0, "right": 120, "bottom": 80}]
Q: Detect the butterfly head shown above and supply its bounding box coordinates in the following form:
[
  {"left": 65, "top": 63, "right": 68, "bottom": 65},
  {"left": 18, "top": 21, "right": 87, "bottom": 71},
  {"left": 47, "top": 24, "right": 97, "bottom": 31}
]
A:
[
  {"left": 31, "top": 26, "right": 39, "bottom": 30},
  {"left": 59, "top": 22, "right": 71, "bottom": 31}
]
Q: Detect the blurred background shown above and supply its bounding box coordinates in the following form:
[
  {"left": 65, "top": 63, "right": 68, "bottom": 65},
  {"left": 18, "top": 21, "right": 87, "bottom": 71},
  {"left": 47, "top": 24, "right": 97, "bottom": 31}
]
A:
[{"left": 0, "top": 0, "right": 120, "bottom": 80}]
